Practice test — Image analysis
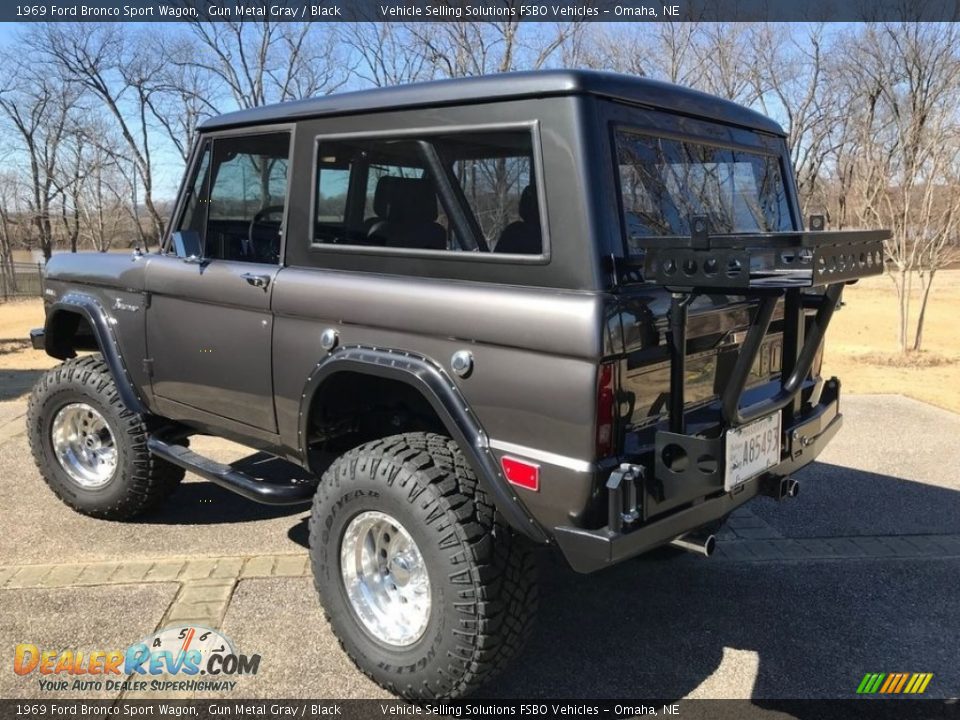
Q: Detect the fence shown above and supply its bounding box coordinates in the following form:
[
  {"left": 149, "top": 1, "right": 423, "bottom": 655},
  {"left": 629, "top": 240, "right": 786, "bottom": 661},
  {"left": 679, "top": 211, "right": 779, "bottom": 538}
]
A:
[{"left": 0, "top": 262, "right": 45, "bottom": 301}]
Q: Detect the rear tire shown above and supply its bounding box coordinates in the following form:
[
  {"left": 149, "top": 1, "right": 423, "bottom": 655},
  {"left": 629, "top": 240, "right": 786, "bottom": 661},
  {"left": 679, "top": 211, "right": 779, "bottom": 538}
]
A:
[
  {"left": 27, "top": 354, "right": 184, "bottom": 520},
  {"left": 309, "top": 432, "right": 537, "bottom": 699}
]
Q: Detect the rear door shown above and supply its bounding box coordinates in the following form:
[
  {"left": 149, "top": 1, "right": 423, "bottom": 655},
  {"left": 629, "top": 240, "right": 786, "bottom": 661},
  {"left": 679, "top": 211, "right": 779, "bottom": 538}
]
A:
[
  {"left": 601, "top": 104, "right": 800, "bottom": 514},
  {"left": 606, "top": 105, "right": 798, "bottom": 428},
  {"left": 146, "top": 129, "right": 292, "bottom": 432}
]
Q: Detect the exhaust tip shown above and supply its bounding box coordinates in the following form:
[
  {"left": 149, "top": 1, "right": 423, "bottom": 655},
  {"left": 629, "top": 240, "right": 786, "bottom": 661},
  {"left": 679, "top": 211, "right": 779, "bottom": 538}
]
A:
[
  {"left": 670, "top": 532, "right": 716, "bottom": 558},
  {"left": 786, "top": 478, "right": 800, "bottom": 498}
]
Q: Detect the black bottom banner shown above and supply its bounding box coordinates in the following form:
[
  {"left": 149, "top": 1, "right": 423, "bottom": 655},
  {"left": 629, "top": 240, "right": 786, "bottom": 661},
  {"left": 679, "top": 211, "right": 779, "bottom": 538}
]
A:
[{"left": 0, "top": 699, "right": 954, "bottom": 720}]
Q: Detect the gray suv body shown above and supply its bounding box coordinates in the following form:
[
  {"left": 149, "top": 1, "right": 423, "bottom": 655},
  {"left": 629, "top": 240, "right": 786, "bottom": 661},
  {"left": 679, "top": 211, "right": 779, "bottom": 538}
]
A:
[{"left": 27, "top": 70, "right": 887, "bottom": 699}]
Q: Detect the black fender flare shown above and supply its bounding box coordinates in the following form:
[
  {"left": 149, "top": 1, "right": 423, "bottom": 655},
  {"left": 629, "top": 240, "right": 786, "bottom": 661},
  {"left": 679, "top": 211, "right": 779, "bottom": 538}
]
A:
[
  {"left": 44, "top": 292, "right": 147, "bottom": 416},
  {"left": 298, "top": 346, "right": 547, "bottom": 543}
]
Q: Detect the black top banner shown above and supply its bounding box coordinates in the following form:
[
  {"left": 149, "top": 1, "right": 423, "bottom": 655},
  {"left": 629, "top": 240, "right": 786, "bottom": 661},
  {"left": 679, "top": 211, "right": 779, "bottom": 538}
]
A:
[{"left": 3, "top": 0, "right": 960, "bottom": 23}]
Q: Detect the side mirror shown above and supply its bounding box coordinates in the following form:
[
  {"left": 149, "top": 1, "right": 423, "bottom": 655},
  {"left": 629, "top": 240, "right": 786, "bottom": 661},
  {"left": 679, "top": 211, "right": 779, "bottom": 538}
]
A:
[{"left": 171, "top": 231, "right": 203, "bottom": 262}]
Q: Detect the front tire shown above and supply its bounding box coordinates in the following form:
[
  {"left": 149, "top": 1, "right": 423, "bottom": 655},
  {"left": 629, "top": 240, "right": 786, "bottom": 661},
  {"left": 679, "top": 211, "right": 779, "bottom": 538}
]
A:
[
  {"left": 309, "top": 432, "right": 537, "bottom": 699},
  {"left": 27, "top": 354, "right": 184, "bottom": 520}
]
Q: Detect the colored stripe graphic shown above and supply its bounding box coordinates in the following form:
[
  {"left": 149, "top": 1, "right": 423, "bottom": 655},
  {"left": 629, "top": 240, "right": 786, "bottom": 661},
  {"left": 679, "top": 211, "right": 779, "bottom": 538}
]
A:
[{"left": 857, "top": 672, "right": 932, "bottom": 694}]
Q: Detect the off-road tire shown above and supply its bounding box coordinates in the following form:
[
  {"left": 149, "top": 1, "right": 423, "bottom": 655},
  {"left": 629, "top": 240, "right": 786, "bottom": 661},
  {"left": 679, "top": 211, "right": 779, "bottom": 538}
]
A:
[
  {"left": 309, "top": 432, "right": 538, "bottom": 699},
  {"left": 27, "top": 354, "right": 184, "bottom": 520}
]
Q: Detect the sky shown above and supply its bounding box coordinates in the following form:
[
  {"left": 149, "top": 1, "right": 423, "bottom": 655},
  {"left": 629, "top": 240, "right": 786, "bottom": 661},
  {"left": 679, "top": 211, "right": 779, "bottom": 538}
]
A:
[
  {"left": 0, "top": 21, "right": 192, "bottom": 198},
  {"left": 0, "top": 19, "right": 860, "bottom": 201}
]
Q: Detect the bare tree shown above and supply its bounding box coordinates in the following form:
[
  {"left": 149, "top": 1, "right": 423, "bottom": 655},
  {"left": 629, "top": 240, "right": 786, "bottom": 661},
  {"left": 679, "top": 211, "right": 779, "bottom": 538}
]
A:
[
  {"left": 590, "top": 23, "right": 761, "bottom": 102},
  {"left": 405, "top": 20, "right": 580, "bottom": 78},
  {"left": 0, "top": 172, "right": 21, "bottom": 290},
  {"left": 341, "top": 23, "right": 433, "bottom": 87},
  {"left": 146, "top": 33, "right": 221, "bottom": 163},
  {"left": 184, "top": 19, "right": 348, "bottom": 109},
  {"left": 0, "top": 54, "right": 77, "bottom": 261},
  {"left": 32, "top": 24, "right": 167, "bottom": 247},
  {"left": 749, "top": 24, "right": 840, "bottom": 215},
  {"left": 56, "top": 130, "right": 85, "bottom": 253},
  {"left": 79, "top": 142, "right": 129, "bottom": 253},
  {"left": 833, "top": 23, "right": 960, "bottom": 353}
]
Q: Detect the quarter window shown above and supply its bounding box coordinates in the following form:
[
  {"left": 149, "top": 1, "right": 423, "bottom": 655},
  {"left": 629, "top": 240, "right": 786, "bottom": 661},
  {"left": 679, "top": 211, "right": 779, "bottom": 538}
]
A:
[{"left": 312, "top": 130, "right": 541, "bottom": 255}]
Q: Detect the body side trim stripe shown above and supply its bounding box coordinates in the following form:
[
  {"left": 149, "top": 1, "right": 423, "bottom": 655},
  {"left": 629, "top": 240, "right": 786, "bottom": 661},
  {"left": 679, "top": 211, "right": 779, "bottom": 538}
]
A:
[{"left": 488, "top": 439, "right": 595, "bottom": 473}]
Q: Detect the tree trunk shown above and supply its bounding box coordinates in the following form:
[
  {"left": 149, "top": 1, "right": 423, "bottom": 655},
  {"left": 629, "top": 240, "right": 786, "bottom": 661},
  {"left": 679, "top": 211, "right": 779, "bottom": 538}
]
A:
[
  {"left": 893, "top": 268, "right": 909, "bottom": 354},
  {"left": 913, "top": 269, "right": 937, "bottom": 352}
]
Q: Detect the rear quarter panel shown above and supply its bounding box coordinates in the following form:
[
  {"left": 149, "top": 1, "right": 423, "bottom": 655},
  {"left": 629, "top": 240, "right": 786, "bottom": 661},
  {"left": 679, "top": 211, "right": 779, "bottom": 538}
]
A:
[
  {"left": 271, "top": 271, "right": 604, "bottom": 530},
  {"left": 273, "top": 96, "right": 608, "bottom": 531}
]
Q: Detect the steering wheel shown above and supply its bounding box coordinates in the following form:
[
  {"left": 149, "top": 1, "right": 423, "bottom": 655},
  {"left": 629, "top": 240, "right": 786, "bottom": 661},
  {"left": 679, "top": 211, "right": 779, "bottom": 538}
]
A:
[{"left": 247, "top": 205, "right": 285, "bottom": 261}]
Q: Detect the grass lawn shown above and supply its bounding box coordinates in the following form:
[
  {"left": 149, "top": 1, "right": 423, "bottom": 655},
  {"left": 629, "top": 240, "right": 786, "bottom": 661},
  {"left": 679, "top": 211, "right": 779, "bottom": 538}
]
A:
[{"left": 1, "top": 270, "right": 958, "bottom": 410}]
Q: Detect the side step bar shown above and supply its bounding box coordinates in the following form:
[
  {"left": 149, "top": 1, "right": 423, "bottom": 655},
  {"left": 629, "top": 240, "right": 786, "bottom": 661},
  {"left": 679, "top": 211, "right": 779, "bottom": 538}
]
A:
[{"left": 147, "top": 435, "right": 316, "bottom": 506}]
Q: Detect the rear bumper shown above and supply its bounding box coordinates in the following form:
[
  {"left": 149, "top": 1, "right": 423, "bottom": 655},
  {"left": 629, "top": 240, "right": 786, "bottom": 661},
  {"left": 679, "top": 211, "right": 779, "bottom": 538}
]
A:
[
  {"left": 30, "top": 328, "right": 45, "bottom": 350},
  {"left": 553, "top": 381, "right": 841, "bottom": 573}
]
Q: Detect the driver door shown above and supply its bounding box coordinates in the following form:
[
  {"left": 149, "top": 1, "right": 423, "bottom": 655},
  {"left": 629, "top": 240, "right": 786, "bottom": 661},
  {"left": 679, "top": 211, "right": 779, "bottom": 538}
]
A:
[{"left": 145, "top": 130, "right": 290, "bottom": 432}]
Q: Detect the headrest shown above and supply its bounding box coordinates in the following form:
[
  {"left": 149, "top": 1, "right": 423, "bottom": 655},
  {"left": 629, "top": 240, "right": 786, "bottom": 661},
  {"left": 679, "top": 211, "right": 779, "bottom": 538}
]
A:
[
  {"left": 373, "top": 175, "right": 438, "bottom": 224},
  {"left": 518, "top": 184, "right": 539, "bottom": 225}
]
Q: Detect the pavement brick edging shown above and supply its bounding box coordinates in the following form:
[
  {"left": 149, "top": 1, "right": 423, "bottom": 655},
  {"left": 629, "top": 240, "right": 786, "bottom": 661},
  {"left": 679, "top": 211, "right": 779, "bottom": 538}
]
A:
[
  {"left": 0, "top": 552, "right": 309, "bottom": 591},
  {"left": 3, "top": 532, "right": 960, "bottom": 593}
]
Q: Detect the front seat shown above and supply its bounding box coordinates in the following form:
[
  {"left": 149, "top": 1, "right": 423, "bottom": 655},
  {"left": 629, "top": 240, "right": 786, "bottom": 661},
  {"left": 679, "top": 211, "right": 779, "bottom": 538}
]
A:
[
  {"left": 367, "top": 176, "right": 447, "bottom": 250},
  {"left": 495, "top": 185, "right": 542, "bottom": 255}
]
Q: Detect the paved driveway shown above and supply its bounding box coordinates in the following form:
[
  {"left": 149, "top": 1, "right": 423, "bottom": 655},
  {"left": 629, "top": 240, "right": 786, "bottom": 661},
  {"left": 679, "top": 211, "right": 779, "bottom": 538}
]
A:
[{"left": 0, "top": 394, "right": 958, "bottom": 702}]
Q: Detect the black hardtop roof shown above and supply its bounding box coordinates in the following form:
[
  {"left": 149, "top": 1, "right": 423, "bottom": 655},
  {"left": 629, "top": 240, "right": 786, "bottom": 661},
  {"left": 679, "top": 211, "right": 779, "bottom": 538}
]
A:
[{"left": 199, "top": 69, "right": 785, "bottom": 136}]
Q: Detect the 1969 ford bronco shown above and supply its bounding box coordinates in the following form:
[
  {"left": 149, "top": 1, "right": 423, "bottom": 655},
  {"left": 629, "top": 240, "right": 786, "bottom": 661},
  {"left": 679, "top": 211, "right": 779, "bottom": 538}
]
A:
[{"left": 27, "top": 70, "right": 887, "bottom": 699}]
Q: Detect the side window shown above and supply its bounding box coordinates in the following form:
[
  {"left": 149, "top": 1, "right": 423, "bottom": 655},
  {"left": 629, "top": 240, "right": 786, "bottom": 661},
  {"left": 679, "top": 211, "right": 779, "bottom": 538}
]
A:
[
  {"left": 316, "top": 163, "right": 350, "bottom": 223},
  {"left": 177, "top": 143, "right": 211, "bottom": 237},
  {"left": 203, "top": 132, "right": 290, "bottom": 264},
  {"left": 312, "top": 130, "right": 541, "bottom": 255}
]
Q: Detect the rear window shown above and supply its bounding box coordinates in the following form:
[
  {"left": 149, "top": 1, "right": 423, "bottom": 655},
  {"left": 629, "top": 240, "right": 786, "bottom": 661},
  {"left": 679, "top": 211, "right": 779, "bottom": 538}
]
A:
[{"left": 614, "top": 129, "right": 793, "bottom": 252}]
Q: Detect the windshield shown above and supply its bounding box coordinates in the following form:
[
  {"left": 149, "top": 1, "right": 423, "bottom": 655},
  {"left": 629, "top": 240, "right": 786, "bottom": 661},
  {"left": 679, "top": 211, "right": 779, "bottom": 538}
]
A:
[{"left": 614, "top": 128, "right": 793, "bottom": 253}]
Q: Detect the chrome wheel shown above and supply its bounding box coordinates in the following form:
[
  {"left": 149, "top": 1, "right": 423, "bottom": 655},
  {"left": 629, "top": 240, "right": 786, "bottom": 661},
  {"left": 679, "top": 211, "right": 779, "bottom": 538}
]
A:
[
  {"left": 50, "top": 402, "right": 117, "bottom": 489},
  {"left": 340, "top": 511, "right": 431, "bottom": 647}
]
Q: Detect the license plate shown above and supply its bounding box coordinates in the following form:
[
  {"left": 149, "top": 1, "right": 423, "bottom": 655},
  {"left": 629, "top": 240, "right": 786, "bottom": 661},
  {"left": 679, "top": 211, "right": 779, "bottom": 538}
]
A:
[{"left": 724, "top": 411, "right": 782, "bottom": 491}]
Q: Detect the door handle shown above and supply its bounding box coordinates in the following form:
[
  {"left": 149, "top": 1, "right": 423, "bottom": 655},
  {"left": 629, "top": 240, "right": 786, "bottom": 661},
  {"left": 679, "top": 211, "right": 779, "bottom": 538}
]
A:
[{"left": 241, "top": 273, "right": 271, "bottom": 289}]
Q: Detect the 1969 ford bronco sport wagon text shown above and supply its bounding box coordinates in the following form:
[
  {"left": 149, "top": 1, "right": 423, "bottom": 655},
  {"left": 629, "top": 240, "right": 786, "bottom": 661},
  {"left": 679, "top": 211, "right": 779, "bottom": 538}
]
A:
[{"left": 27, "top": 70, "right": 888, "bottom": 699}]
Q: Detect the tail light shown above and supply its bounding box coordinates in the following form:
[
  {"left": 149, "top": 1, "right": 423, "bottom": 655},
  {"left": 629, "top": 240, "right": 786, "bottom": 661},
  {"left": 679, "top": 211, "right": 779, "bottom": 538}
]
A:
[{"left": 596, "top": 361, "right": 617, "bottom": 458}]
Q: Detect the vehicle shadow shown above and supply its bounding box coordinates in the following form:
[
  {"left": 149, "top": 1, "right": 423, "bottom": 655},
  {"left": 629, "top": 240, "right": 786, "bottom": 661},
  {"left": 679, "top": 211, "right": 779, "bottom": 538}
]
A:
[
  {"left": 146, "top": 452, "right": 313, "bottom": 525},
  {"left": 482, "top": 462, "right": 960, "bottom": 702},
  {"left": 0, "top": 367, "right": 44, "bottom": 401}
]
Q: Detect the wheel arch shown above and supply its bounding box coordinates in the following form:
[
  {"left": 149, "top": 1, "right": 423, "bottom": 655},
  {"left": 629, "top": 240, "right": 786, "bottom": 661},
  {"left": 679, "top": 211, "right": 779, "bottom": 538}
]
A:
[
  {"left": 43, "top": 293, "right": 146, "bottom": 415},
  {"left": 299, "top": 346, "right": 547, "bottom": 542}
]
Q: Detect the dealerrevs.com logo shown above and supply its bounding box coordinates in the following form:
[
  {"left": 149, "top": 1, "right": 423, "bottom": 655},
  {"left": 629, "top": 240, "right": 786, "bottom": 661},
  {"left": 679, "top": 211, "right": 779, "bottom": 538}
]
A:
[{"left": 14, "top": 626, "right": 260, "bottom": 693}]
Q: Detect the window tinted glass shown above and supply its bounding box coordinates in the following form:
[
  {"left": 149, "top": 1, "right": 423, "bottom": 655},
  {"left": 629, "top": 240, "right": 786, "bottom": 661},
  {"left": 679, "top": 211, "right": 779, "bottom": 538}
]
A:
[
  {"left": 177, "top": 143, "right": 211, "bottom": 236},
  {"left": 615, "top": 129, "right": 792, "bottom": 252},
  {"left": 313, "top": 130, "right": 540, "bottom": 255},
  {"left": 204, "top": 132, "right": 290, "bottom": 264},
  {"left": 316, "top": 163, "right": 350, "bottom": 223}
]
